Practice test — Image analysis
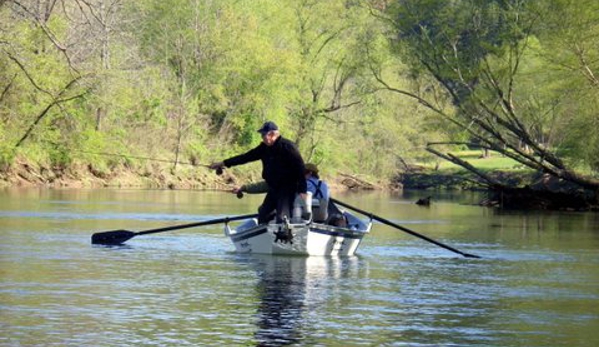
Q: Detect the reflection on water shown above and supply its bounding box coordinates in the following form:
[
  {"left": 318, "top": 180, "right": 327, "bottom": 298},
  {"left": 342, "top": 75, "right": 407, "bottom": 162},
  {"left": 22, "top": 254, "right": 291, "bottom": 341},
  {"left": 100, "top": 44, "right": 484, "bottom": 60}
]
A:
[
  {"left": 251, "top": 255, "right": 307, "bottom": 346},
  {"left": 1, "top": 188, "right": 599, "bottom": 346},
  {"left": 239, "top": 255, "right": 361, "bottom": 346}
]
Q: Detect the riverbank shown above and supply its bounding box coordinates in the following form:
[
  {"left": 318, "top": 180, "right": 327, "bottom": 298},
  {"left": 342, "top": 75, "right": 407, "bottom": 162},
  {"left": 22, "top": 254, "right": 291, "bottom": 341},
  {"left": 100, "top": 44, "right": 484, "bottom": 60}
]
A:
[
  {"left": 0, "top": 159, "right": 387, "bottom": 192},
  {"left": 0, "top": 157, "right": 537, "bottom": 192},
  {"left": 2, "top": 159, "right": 597, "bottom": 211}
]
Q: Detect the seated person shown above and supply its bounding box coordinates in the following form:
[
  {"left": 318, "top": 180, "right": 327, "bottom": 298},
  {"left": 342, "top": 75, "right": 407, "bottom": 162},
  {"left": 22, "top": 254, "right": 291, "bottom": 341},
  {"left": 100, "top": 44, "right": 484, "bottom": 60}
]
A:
[{"left": 303, "top": 163, "right": 330, "bottom": 222}]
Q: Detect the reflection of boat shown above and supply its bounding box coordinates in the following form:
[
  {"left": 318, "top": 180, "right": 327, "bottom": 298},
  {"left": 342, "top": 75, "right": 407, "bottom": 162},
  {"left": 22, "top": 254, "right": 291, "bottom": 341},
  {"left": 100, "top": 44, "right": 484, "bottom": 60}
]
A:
[
  {"left": 224, "top": 211, "right": 371, "bottom": 256},
  {"left": 241, "top": 254, "right": 361, "bottom": 346}
]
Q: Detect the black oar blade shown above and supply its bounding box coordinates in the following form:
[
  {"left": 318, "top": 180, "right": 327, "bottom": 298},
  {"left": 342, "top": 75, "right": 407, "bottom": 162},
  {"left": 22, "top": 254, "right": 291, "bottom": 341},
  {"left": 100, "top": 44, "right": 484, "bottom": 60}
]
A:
[
  {"left": 463, "top": 253, "right": 481, "bottom": 259},
  {"left": 91, "top": 230, "right": 136, "bottom": 245}
]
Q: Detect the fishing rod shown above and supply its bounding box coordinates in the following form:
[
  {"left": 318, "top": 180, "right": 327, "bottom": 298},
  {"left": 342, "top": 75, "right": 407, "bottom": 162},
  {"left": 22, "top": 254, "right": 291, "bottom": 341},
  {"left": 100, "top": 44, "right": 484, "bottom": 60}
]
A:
[{"left": 74, "top": 150, "right": 223, "bottom": 175}]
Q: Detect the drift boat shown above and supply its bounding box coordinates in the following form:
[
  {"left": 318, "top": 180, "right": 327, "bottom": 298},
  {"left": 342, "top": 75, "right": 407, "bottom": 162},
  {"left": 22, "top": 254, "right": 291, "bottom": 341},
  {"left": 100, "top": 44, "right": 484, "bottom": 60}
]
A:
[
  {"left": 91, "top": 198, "right": 479, "bottom": 259},
  {"left": 224, "top": 211, "right": 372, "bottom": 256}
]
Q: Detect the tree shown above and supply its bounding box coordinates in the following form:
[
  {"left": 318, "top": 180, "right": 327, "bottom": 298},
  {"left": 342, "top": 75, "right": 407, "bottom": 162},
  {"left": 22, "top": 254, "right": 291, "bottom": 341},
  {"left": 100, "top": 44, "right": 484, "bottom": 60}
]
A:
[
  {"left": 0, "top": 0, "right": 438, "bottom": 184},
  {"left": 378, "top": 0, "right": 599, "bottom": 194},
  {"left": 0, "top": 1, "right": 91, "bottom": 156},
  {"left": 532, "top": 0, "right": 599, "bottom": 172},
  {"left": 283, "top": 0, "right": 371, "bottom": 152}
]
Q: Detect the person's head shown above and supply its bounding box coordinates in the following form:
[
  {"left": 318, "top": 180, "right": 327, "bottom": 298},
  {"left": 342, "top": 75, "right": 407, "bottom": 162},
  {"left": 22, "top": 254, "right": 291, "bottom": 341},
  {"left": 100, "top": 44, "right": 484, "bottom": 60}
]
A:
[
  {"left": 304, "top": 163, "right": 319, "bottom": 179},
  {"left": 257, "top": 121, "right": 280, "bottom": 146}
]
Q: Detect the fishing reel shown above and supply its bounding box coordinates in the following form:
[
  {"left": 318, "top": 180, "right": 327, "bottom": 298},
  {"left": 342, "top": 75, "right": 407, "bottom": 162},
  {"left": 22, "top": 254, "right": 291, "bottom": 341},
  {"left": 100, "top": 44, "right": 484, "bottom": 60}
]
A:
[{"left": 274, "top": 217, "right": 294, "bottom": 244}]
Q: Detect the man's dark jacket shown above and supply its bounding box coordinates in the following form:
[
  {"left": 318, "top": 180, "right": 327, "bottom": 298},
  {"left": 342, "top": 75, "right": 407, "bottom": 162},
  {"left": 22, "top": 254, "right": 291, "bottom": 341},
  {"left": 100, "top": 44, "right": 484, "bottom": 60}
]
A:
[{"left": 223, "top": 136, "right": 307, "bottom": 194}]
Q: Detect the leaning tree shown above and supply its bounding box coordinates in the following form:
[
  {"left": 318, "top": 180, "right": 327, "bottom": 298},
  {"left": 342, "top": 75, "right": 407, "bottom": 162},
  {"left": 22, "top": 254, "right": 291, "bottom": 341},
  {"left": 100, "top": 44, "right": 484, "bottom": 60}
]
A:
[{"left": 371, "top": 0, "right": 599, "bottom": 208}]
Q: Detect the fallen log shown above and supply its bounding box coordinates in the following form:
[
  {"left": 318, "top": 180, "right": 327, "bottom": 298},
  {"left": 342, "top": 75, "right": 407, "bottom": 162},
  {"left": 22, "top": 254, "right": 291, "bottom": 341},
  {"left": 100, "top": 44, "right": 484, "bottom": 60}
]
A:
[
  {"left": 483, "top": 185, "right": 596, "bottom": 211},
  {"left": 339, "top": 173, "right": 378, "bottom": 190}
]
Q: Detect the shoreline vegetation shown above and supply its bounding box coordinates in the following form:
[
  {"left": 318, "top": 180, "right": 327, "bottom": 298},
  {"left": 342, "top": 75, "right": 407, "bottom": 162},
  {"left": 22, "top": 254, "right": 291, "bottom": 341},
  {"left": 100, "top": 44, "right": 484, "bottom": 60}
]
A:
[
  {"left": 3, "top": 153, "right": 597, "bottom": 212},
  {"left": 0, "top": 156, "right": 390, "bottom": 192},
  {"left": 2, "top": 2, "right": 598, "bottom": 211}
]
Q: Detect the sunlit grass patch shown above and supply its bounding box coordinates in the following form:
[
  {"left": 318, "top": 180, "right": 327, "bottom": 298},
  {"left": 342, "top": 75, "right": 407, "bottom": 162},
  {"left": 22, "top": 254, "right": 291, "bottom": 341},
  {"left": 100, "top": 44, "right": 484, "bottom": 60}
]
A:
[{"left": 423, "top": 150, "right": 528, "bottom": 172}]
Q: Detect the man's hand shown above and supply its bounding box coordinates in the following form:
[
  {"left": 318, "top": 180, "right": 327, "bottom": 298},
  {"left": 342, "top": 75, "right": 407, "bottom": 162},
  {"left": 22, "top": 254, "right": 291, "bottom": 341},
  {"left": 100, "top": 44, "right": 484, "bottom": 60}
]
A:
[
  {"left": 209, "top": 162, "right": 224, "bottom": 175},
  {"left": 231, "top": 186, "right": 245, "bottom": 199},
  {"left": 209, "top": 162, "right": 224, "bottom": 170}
]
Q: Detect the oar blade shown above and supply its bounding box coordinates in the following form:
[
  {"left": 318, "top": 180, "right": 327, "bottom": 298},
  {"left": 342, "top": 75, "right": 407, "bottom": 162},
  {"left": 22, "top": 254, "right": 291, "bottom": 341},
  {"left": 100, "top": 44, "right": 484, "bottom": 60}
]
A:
[
  {"left": 91, "top": 230, "right": 136, "bottom": 245},
  {"left": 463, "top": 253, "right": 481, "bottom": 259}
]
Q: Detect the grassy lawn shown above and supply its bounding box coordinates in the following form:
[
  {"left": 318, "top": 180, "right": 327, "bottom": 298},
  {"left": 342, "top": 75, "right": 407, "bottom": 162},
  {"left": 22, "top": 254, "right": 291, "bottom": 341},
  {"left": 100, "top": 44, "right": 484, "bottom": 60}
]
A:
[{"left": 424, "top": 150, "right": 526, "bottom": 172}]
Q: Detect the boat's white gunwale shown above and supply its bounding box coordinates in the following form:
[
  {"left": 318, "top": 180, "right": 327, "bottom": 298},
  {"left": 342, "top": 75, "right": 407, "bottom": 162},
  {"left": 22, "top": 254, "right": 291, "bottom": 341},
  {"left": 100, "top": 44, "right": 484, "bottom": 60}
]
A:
[{"left": 230, "top": 220, "right": 369, "bottom": 242}]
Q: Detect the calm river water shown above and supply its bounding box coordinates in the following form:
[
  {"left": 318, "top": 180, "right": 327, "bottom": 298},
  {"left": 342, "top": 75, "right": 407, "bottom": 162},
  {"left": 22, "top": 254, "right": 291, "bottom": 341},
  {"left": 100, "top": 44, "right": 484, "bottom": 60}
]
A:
[{"left": 0, "top": 188, "right": 598, "bottom": 346}]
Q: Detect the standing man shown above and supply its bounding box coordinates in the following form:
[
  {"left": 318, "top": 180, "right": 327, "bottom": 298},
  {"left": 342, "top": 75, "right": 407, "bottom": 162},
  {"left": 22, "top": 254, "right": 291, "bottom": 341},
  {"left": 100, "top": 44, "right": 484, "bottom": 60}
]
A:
[{"left": 209, "top": 121, "right": 307, "bottom": 224}]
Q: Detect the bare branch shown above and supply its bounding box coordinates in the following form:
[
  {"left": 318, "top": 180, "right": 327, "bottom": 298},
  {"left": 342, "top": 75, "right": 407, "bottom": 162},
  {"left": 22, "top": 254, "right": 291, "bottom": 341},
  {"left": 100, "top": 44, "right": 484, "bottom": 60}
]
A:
[
  {"left": 15, "top": 74, "right": 90, "bottom": 148},
  {"left": 574, "top": 44, "right": 599, "bottom": 87},
  {"left": 4, "top": 49, "right": 53, "bottom": 97},
  {"left": 321, "top": 100, "right": 361, "bottom": 114},
  {"left": 0, "top": 74, "right": 16, "bottom": 103}
]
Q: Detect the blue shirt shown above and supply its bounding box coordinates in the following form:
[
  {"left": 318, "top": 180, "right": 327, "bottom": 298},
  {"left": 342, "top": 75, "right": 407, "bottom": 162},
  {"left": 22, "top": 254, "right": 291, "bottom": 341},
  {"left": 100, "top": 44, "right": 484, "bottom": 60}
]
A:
[{"left": 306, "top": 176, "right": 329, "bottom": 201}]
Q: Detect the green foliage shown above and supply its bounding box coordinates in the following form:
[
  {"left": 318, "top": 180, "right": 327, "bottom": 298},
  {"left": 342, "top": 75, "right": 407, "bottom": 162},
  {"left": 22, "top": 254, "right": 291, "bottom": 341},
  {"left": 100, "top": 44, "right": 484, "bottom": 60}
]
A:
[
  {"left": 385, "top": 0, "right": 599, "bottom": 189},
  {"left": 530, "top": 0, "right": 599, "bottom": 173},
  {"left": 0, "top": 123, "right": 15, "bottom": 171},
  {"left": 48, "top": 145, "right": 72, "bottom": 170},
  {"left": 391, "top": 0, "right": 529, "bottom": 103},
  {"left": 0, "top": 0, "right": 502, "bottom": 184}
]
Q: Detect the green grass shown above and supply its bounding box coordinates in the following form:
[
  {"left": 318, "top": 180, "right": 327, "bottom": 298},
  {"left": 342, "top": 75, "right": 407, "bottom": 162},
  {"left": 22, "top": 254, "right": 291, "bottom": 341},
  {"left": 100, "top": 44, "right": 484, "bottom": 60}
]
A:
[{"left": 425, "top": 150, "right": 527, "bottom": 172}]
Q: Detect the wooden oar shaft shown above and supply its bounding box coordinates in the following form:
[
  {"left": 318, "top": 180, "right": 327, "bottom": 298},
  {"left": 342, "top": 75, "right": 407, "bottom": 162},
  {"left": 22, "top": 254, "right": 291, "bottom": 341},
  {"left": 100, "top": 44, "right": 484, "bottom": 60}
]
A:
[
  {"left": 331, "top": 198, "right": 480, "bottom": 258},
  {"left": 136, "top": 213, "right": 258, "bottom": 236},
  {"left": 91, "top": 213, "right": 259, "bottom": 245}
]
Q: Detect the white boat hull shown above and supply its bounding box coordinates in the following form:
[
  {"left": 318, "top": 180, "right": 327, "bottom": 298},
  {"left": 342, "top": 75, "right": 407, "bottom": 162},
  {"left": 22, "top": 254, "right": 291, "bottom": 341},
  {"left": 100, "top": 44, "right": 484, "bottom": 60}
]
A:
[{"left": 224, "top": 213, "right": 371, "bottom": 256}]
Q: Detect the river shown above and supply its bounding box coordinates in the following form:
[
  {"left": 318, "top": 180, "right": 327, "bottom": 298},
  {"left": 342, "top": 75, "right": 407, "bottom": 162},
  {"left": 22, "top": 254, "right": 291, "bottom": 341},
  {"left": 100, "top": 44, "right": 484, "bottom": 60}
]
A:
[{"left": 0, "top": 188, "right": 598, "bottom": 346}]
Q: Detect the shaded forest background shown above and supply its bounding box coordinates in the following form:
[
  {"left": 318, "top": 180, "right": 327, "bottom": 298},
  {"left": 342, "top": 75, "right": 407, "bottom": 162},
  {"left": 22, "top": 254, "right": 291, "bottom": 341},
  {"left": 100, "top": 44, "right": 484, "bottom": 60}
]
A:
[{"left": 1, "top": 1, "right": 598, "bottom": 200}]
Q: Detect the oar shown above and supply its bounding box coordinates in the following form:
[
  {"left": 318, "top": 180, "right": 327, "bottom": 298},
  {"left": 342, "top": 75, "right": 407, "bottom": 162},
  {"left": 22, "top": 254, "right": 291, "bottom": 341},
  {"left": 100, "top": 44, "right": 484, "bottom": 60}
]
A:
[
  {"left": 91, "top": 213, "right": 258, "bottom": 245},
  {"left": 331, "top": 198, "right": 481, "bottom": 259}
]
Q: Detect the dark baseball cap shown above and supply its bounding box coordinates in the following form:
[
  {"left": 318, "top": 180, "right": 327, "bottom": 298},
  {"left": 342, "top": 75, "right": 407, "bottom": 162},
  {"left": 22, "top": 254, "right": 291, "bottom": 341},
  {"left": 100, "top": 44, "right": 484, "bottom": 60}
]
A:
[{"left": 257, "top": 121, "right": 279, "bottom": 135}]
